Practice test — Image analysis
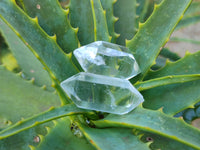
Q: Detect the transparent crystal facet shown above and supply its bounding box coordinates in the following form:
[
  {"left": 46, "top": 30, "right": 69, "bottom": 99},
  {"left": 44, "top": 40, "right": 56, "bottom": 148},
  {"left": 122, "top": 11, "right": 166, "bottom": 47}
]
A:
[
  {"left": 61, "top": 72, "right": 144, "bottom": 115},
  {"left": 73, "top": 41, "right": 140, "bottom": 79}
]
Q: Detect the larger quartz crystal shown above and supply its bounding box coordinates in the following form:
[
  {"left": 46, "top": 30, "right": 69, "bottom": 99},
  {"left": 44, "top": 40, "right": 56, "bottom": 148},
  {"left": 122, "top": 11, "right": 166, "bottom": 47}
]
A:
[
  {"left": 73, "top": 41, "right": 140, "bottom": 79},
  {"left": 61, "top": 72, "right": 144, "bottom": 115}
]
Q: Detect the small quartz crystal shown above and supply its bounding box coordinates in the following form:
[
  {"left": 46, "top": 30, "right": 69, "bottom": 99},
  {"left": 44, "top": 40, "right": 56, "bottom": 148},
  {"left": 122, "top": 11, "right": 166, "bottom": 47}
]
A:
[
  {"left": 73, "top": 41, "right": 140, "bottom": 79},
  {"left": 61, "top": 72, "right": 144, "bottom": 115}
]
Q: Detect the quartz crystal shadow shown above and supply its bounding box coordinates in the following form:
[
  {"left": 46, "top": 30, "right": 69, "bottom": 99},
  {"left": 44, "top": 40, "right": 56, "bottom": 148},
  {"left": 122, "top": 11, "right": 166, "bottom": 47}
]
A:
[
  {"left": 61, "top": 72, "right": 144, "bottom": 115},
  {"left": 73, "top": 41, "right": 140, "bottom": 79}
]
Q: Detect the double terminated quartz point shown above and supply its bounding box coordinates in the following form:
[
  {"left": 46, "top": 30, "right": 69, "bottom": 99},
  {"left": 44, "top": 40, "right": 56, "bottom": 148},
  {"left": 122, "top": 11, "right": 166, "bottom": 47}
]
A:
[{"left": 61, "top": 41, "right": 144, "bottom": 115}]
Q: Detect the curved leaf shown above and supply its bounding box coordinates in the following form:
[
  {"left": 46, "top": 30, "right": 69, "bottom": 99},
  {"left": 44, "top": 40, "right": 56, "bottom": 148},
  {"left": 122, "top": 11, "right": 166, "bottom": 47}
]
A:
[
  {"left": 126, "top": 0, "right": 192, "bottom": 81},
  {"left": 0, "top": 18, "right": 53, "bottom": 91},
  {"left": 90, "top": 0, "right": 111, "bottom": 42},
  {"left": 79, "top": 124, "right": 151, "bottom": 150},
  {"left": 69, "top": 0, "right": 94, "bottom": 45},
  {"left": 22, "top": 0, "right": 79, "bottom": 53},
  {"left": 93, "top": 106, "right": 200, "bottom": 149},
  {"left": 100, "top": 0, "right": 119, "bottom": 43},
  {"left": 0, "top": 0, "right": 78, "bottom": 83},
  {"left": 0, "top": 65, "right": 60, "bottom": 127},
  {"left": 114, "top": 0, "right": 137, "bottom": 45},
  {"left": 0, "top": 104, "right": 93, "bottom": 139},
  {"left": 33, "top": 118, "right": 95, "bottom": 150},
  {"left": 135, "top": 74, "right": 200, "bottom": 91}
]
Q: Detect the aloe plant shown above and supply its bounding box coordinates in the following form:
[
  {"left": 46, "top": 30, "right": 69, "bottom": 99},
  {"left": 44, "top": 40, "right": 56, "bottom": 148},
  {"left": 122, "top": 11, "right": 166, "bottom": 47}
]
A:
[{"left": 0, "top": 0, "right": 200, "bottom": 149}]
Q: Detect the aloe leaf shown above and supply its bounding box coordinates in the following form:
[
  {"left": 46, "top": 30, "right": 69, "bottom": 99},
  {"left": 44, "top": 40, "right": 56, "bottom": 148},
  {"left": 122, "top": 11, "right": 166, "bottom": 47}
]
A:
[
  {"left": 135, "top": 74, "right": 200, "bottom": 91},
  {"left": 176, "top": 1, "right": 200, "bottom": 30},
  {"left": 141, "top": 132, "right": 195, "bottom": 150},
  {"left": 0, "top": 0, "right": 78, "bottom": 83},
  {"left": 100, "top": 0, "right": 119, "bottom": 43},
  {"left": 0, "top": 65, "right": 60, "bottom": 127},
  {"left": 136, "top": 0, "right": 149, "bottom": 23},
  {"left": 142, "top": 79, "right": 200, "bottom": 115},
  {"left": 176, "top": 16, "right": 200, "bottom": 30},
  {"left": 32, "top": 118, "right": 95, "bottom": 150},
  {"left": 159, "top": 48, "right": 181, "bottom": 61},
  {"left": 0, "top": 104, "right": 92, "bottom": 139},
  {"left": 126, "top": 0, "right": 192, "bottom": 81},
  {"left": 0, "top": 18, "right": 53, "bottom": 91},
  {"left": 0, "top": 122, "right": 52, "bottom": 150},
  {"left": 143, "top": 51, "right": 200, "bottom": 115},
  {"left": 93, "top": 106, "right": 200, "bottom": 150},
  {"left": 90, "top": 0, "right": 111, "bottom": 42},
  {"left": 79, "top": 124, "right": 150, "bottom": 150},
  {"left": 22, "top": 0, "right": 79, "bottom": 53},
  {"left": 114, "top": 0, "right": 137, "bottom": 45},
  {"left": 145, "top": 51, "right": 200, "bottom": 79},
  {"left": 170, "top": 37, "right": 200, "bottom": 45},
  {"left": 69, "top": 0, "right": 94, "bottom": 45}
]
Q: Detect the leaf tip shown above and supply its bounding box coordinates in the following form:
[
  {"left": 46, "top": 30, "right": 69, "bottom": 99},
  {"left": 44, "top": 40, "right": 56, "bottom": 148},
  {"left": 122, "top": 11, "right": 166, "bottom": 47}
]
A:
[
  {"left": 29, "top": 145, "right": 36, "bottom": 150},
  {"left": 157, "top": 107, "right": 164, "bottom": 112},
  {"left": 50, "top": 34, "right": 57, "bottom": 41}
]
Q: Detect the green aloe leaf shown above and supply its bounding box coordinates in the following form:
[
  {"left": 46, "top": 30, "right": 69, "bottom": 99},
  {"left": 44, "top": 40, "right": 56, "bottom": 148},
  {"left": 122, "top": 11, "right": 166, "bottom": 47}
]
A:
[
  {"left": 0, "top": 122, "right": 52, "bottom": 150},
  {"left": 170, "top": 37, "right": 200, "bottom": 45},
  {"left": 22, "top": 0, "right": 79, "bottom": 53},
  {"left": 126, "top": 0, "right": 192, "bottom": 81},
  {"left": 0, "top": 18, "right": 53, "bottom": 91},
  {"left": 141, "top": 132, "right": 195, "bottom": 150},
  {"left": 0, "top": 65, "right": 60, "bottom": 127},
  {"left": 136, "top": 0, "right": 150, "bottom": 23},
  {"left": 145, "top": 51, "right": 200, "bottom": 79},
  {"left": 142, "top": 52, "right": 200, "bottom": 115},
  {"left": 32, "top": 118, "right": 95, "bottom": 150},
  {"left": 176, "top": 1, "right": 200, "bottom": 30},
  {"left": 69, "top": 0, "right": 94, "bottom": 45},
  {"left": 114, "top": 0, "right": 137, "bottom": 45},
  {"left": 159, "top": 48, "right": 181, "bottom": 61},
  {"left": 100, "top": 0, "right": 119, "bottom": 43},
  {"left": 0, "top": 104, "right": 93, "bottom": 139},
  {"left": 79, "top": 124, "right": 150, "bottom": 150},
  {"left": 142, "top": 79, "right": 200, "bottom": 115},
  {"left": 93, "top": 106, "right": 200, "bottom": 150},
  {"left": 90, "top": 0, "right": 111, "bottom": 42},
  {"left": 0, "top": 0, "right": 78, "bottom": 83},
  {"left": 135, "top": 74, "right": 200, "bottom": 91}
]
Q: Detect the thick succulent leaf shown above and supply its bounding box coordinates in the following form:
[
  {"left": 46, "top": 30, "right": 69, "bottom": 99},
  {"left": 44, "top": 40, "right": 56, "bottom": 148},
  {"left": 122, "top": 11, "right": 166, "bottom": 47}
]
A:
[
  {"left": 176, "top": 1, "right": 200, "bottom": 30},
  {"left": 145, "top": 51, "right": 200, "bottom": 79},
  {"left": 0, "top": 0, "right": 78, "bottom": 83},
  {"left": 79, "top": 124, "right": 150, "bottom": 150},
  {"left": 0, "top": 65, "right": 60, "bottom": 127},
  {"left": 170, "top": 37, "right": 200, "bottom": 45},
  {"left": 22, "top": 0, "right": 79, "bottom": 53},
  {"left": 32, "top": 118, "right": 95, "bottom": 150},
  {"left": 136, "top": 0, "right": 150, "bottom": 23},
  {"left": 0, "top": 104, "right": 93, "bottom": 139},
  {"left": 0, "top": 122, "right": 52, "bottom": 150},
  {"left": 159, "top": 48, "right": 181, "bottom": 61},
  {"left": 150, "top": 56, "right": 166, "bottom": 70},
  {"left": 141, "top": 132, "right": 195, "bottom": 150},
  {"left": 142, "top": 80, "right": 200, "bottom": 115},
  {"left": 69, "top": 0, "right": 94, "bottom": 45},
  {"left": 126, "top": 0, "right": 192, "bottom": 81},
  {"left": 114, "top": 0, "right": 137, "bottom": 45},
  {"left": 135, "top": 74, "right": 200, "bottom": 91},
  {"left": 100, "top": 0, "right": 119, "bottom": 43},
  {"left": 143, "top": 51, "right": 200, "bottom": 115},
  {"left": 93, "top": 106, "right": 200, "bottom": 150},
  {"left": 0, "top": 18, "right": 53, "bottom": 91},
  {"left": 176, "top": 16, "right": 200, "bottom": 30},
  {"left": 90, "top": 0, "right": 111, "bottom": 42}
]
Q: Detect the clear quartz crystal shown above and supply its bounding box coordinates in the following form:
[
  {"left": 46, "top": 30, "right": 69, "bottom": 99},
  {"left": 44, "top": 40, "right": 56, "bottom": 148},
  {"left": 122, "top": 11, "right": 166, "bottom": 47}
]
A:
[
  {"left": 61, "top": 72, "right": 144, "bottom": 115},
  {"left": 73, "top": 41, "right": 140, "bottom": 79}
]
